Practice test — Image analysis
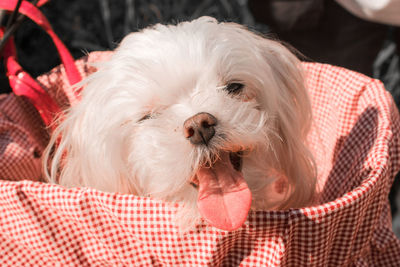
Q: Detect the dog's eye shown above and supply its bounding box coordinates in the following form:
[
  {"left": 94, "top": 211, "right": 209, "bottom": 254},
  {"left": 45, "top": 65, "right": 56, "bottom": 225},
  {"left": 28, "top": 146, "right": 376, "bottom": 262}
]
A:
[{"left": 225, "top": 83, "right": 244, "bottom": 94}]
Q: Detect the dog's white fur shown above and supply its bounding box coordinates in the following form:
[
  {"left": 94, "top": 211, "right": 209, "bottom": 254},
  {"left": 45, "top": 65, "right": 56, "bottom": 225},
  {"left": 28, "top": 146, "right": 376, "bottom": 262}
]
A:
[{"left": 44, "top": 17, "right": 316, "bottom": 229}]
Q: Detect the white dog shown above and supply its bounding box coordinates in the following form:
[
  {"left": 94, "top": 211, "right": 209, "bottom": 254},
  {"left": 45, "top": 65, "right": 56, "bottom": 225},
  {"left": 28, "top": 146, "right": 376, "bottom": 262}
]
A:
[{"left": 44, "top": 17, "right": 317, "bottom": 231}]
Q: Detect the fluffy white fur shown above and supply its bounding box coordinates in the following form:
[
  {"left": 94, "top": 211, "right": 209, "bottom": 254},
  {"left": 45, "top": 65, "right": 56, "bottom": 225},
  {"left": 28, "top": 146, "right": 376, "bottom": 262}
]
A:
[{"left": 44, "top": 17, "right": 317, "bottom": 229}]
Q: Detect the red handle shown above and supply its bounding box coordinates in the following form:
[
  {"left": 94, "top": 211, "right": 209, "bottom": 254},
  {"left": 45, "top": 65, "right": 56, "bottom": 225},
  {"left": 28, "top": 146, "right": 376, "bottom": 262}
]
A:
[
  {"left": 1, "top": 28, "right": 62, "bottom": 127},
  {"left": 0, "top": 0, "right": 82, "bottom": 88},
  {"left": 0, "top": 0, "right": 83, "bottom": 127}
]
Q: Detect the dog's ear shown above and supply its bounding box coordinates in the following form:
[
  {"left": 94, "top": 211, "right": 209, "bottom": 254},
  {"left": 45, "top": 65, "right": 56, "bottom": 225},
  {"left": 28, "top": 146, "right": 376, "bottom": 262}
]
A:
[
  {"left": 259, "top": 37, "right": 317, "bottom": 208},
  {"left": 232, "top": 27, "right": 317, "bottom": 208},
  {"left": 43, "top": 63, "right": 141, "bottom": 194}
]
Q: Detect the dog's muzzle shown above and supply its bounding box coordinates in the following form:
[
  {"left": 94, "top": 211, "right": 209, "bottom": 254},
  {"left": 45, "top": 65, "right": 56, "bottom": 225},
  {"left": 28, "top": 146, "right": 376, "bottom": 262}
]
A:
[
  {"left": 183, "top": 113, "right": 251, "bottom": 231},
  {"left": 183, "top": 112, "right": 217, "bottom": 145}
]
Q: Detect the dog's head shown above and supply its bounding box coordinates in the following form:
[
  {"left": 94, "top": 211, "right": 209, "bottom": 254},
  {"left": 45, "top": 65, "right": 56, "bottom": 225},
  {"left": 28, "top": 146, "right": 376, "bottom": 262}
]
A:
[{"left": 45, "top": 17, "right": 316, "bottom": 231}]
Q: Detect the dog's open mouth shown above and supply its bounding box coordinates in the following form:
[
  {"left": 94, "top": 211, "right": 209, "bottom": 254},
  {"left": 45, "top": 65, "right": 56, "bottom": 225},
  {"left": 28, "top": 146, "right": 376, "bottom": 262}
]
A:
[
  {"left": 190, "top": 152, "right": 243, "bottom": 187},
  {"left": 191, "top": 151, "right": 252, "bottom": 231}
]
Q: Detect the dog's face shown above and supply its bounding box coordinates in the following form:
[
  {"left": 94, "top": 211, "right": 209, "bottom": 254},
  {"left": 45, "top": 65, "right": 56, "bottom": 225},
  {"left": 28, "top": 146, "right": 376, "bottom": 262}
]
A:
[{"left": 46, "top": 17, "right": 316, "bottom": 231}]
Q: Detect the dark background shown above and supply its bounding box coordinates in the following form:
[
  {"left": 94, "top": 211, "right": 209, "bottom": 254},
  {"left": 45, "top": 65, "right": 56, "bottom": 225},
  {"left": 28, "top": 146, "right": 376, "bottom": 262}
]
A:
[{"left": 3, "top": 0, "right": 399, "bottom": 98}]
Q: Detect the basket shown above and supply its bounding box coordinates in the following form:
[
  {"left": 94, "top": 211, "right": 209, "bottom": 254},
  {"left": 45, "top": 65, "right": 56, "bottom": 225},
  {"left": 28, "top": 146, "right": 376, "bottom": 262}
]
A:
[{"left": 0, "top": 51, "right": 399, "bottom": 266}]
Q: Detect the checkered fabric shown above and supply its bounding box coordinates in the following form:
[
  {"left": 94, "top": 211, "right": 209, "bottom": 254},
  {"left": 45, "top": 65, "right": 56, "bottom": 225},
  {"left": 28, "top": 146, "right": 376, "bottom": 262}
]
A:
[{"left": 1, "top": 52, "right": 400, "bottom": 266}]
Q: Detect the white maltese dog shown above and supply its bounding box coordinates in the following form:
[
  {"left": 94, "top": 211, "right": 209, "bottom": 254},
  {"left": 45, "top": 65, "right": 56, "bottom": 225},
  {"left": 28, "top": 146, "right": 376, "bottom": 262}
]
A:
[{"left": 44, "top": 17, "right": 317, "bottom": 231}]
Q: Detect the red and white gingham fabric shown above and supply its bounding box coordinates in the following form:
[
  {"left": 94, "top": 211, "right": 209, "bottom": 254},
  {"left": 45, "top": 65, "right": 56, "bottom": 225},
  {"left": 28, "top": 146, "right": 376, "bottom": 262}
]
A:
[{"left": 1, "top": 52, "right": 400, "bottom": 266}]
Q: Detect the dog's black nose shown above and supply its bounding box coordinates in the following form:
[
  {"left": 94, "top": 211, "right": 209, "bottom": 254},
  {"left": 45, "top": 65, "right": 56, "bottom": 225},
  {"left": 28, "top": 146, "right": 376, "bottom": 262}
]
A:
[{"left": 183, "top": 112, "right": 217, "bottom": 145}]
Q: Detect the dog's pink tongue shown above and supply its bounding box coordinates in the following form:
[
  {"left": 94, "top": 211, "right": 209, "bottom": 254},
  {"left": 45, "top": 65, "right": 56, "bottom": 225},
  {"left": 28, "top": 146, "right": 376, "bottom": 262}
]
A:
[{"left": 196, "top": 152, "right": 251, "bottom": 231}]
